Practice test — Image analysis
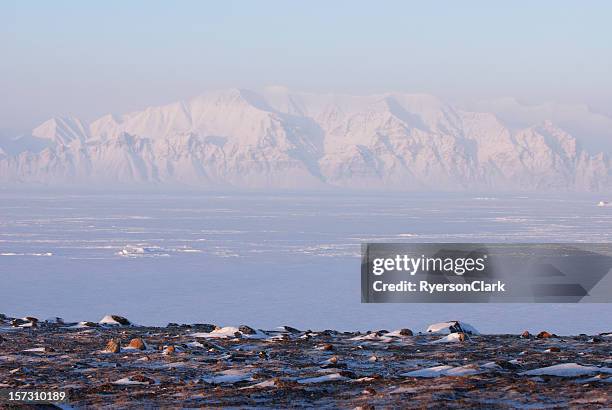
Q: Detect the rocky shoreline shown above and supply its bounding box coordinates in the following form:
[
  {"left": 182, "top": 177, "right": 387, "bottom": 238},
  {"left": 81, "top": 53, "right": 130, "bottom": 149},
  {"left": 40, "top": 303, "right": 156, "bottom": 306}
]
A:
[{"left": 0, "top": 314, "right": 610, "bottom": 408}]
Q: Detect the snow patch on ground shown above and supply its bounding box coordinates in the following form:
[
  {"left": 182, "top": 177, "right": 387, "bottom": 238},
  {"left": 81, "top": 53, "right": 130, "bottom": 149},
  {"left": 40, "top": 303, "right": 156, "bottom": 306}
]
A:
[
  {"left": 520, "top": 363, "right": 612, "bottom": 377},
  {"left": 297, "top": 373, "right": 349, "bottom": 384},
  {"left": 202, "top": 369, "right": 254, "bottom": 384}
]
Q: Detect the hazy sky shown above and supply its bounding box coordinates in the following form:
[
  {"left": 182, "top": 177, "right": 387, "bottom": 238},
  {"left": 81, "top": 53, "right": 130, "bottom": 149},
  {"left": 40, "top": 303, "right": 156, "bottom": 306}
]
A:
[{"left": 1, "top": 1, "right": 611, "bottom": 133}]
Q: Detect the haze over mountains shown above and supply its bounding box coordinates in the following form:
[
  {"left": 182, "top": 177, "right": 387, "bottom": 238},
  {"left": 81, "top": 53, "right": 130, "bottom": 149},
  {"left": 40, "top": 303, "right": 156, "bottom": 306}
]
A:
[{"left": 1, "top": 87, "right": 611, "bottom": 191}]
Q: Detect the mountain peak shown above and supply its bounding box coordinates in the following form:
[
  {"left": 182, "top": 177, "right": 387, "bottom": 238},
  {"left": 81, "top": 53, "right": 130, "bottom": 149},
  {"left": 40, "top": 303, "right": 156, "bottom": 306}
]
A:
[{"left": 32, "top": 116, "right": 89, "bottom": 145}]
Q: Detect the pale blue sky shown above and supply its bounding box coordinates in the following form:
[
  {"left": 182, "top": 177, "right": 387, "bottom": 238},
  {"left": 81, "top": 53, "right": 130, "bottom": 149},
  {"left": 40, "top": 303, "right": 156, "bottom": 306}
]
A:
[{"left": 1, "top": 1, "right": 611, "bottom": 133}]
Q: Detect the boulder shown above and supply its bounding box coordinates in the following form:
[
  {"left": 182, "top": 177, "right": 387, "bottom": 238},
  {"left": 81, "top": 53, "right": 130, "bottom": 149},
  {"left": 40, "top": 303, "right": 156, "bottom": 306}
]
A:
[
  {"left": 192, "top": 323, "right": 217, "bottom": 332},
  {"left": 520, "top": 331, "right": 531, "bottom": 338},
  {"left": 536, "top": 331, "right": 553, "bottom": 339},
  {"left": 99, "top": 315, "right": 131, "bottom": 326},
  {"left": 399, "top": 328, "right": 414, "bottom": 336},
  {"left": 426, "top": 321, "right": 479, "bottom": 335},
  {"left": 130, "top": 374, "right": 155, "bottom": 384},
  {"left": 280, "top": 325, "right": 301, "bottom": 334},
  {"left": 11, "top": 318, "right": 27, "bottom": 327},
  {"left": 105, "top": 339, "right": 121, "bottom": 353},
  {"left": 128, "top": 338, "right": 146, "bottom": 350},
  {"left": 238, "top": 325, "right": 256, "bottom": 335}
]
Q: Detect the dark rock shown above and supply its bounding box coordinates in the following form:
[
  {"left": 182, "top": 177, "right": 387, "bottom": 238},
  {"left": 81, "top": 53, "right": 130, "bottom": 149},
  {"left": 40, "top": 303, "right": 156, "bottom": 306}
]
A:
[
  {"left": 321, "top": 343, "right": 334, "bottom": 351},
  {"left": 399, "top": 328, "right": 413, "bottom": 336},
  {"left": 547, "top": 346, "right": 561, "bottom": 352},
  {"left": 238, "top": 325, "right": 256, "bottom": 335},
  {"left": 281, "top": 325, "right": 301, "bottom": 333},
  {"left": 521, "top": 331, "right": 531, "bottom": 338},
  {"left": 167, "top": 323, "right": 179, "bottom": 327},
  {"left": 108, "top": 315, "right": 131, "bottom": 326},
  {"left": 495, "top": 360, "right": 521, "bottom": 370},
  {"left": 192, "top": 323, "right": 217, "bottom": 332},
  {"left": 11, "top": 318, "right": 27, "bottom": 327}
]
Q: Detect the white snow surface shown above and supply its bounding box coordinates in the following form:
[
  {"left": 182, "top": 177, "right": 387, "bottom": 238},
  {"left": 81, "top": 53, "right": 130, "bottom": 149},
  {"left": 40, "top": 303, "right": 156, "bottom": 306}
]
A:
[
  {"left": 297, "top": 373, "right": 349, "bottom": 384},
  {"left": 430, "top": 333, "right": 466, "bottom": 344},
  {"left": 191, "top": 326, "right": 268, "bottom": 339},
  {"left": 98, "top": 315, "right": 129, "bottom": 326},
  {"left": 426, "top": 321, "right": 480, "bottom": 335},
  {"left": 112, "top": 377, "right": 152, "bottom": 386}
]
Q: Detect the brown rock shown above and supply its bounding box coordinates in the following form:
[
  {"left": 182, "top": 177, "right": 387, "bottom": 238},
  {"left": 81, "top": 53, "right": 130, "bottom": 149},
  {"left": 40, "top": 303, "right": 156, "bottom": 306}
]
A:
[
  {"left": 321, "top": 343, "right": 334, "bottom": 351},
  {"left": 105, "top": 339, "right": 121, "bottom": 353},
  {"left": 128, "top": 338, "right": 146, "bottom": 350},
  {"left": 537, "top": 331, "right": 553, "bottom": 339},
  {"left": 162, "top": 346, "right": 175, "bottom": 355},
  {"left": 457, "top": 332, "right": 466, "bottom": 342},
  {"left": 399, "top": 328, "right": 413, "bottom": 336},
  {"left": 547, "top": 346, "right": 561, "bottom": 352},
  {"left": 130, "top": 374, "right": 155, "bottom": 384},
  {"left": 520, "top": 331, "right": 531, "bottom": 338}
]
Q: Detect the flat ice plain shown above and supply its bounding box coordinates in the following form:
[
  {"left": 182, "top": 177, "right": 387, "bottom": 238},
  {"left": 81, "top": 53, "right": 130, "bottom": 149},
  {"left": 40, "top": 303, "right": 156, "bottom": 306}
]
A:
[{"left": 0, "top": 192, "right": 610, "bottom": 335}]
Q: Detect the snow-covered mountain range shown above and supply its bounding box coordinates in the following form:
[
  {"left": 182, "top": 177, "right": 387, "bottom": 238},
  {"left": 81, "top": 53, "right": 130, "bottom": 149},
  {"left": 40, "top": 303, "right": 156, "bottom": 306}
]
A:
[{"left": 1, "top": 87, "right": 611, "bottom": 191}]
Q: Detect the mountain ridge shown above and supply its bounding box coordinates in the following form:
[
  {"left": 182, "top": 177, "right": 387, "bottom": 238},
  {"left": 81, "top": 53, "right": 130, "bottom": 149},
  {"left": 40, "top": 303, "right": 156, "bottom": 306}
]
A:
[{"left": 1, "top": 88, "right": 611, "bottom": 191}]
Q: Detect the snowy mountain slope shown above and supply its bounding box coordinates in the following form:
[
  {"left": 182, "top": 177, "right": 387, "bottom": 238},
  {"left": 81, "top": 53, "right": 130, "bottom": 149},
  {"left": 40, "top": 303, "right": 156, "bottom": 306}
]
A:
[{"left": 1, "top": 88, "right": 610, "bottom": 191}]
